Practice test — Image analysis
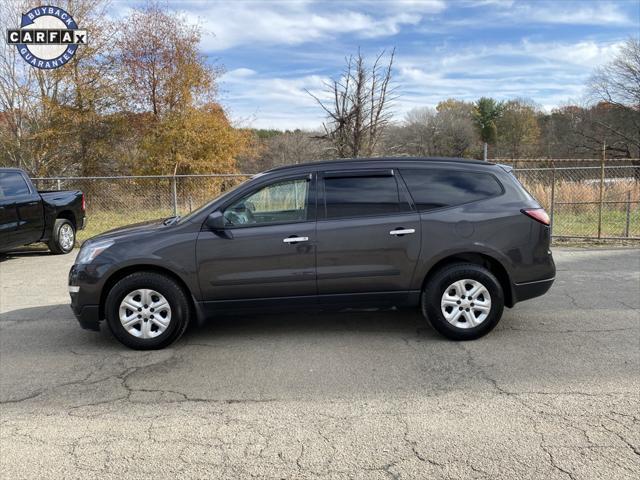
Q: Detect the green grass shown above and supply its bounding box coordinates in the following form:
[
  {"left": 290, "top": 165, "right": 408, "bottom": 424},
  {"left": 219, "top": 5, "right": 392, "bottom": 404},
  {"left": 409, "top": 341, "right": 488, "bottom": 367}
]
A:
[
  {"left": 552, "top": 207, "right": 640, "bottom": 238},
  {"left": 77, "top": 206, "right": 640, "bottom": 244}
]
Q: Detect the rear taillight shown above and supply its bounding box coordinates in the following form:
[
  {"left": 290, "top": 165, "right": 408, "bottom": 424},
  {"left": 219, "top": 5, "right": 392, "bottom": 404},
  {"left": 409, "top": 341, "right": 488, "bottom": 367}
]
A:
[
  {"left": 81, "top": 193, "right": 86, "bottom": 211},
  {"left": 522, "top": 208, "right": 550, "bottom": 225}
]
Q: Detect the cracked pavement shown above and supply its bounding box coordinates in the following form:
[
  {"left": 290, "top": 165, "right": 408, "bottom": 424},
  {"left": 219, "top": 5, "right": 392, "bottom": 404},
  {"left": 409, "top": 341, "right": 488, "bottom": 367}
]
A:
[{"left": 0, "top": 247, "right": 639, "bottom": 479}]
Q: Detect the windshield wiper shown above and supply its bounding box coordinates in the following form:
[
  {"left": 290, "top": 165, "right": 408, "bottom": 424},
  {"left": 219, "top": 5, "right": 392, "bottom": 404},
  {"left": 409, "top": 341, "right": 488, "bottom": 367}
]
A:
[{"left": 162, "top": 215, "right": 181, "bottom": 225}]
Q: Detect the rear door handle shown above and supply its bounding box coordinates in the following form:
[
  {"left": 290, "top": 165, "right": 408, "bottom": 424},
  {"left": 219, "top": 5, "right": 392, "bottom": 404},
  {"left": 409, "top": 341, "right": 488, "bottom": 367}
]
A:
[
  {"left": 389, "top": 228, "right": 416, "bottom": 236},
  {"left": 283, "top": 236, "right": 309, "bottom": 243}
]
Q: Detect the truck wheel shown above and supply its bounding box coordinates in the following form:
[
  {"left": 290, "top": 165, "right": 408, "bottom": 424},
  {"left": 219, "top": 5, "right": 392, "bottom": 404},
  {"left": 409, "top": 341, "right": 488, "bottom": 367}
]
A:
[
  {"left": 48, "top": 218, "right": 76, "bottom": 254},
  {"left": 421, "top": 263, "right": 504, "bottom": 341},
  {"left": 105, "top": 272, "right": 191, "bottom": 350}
]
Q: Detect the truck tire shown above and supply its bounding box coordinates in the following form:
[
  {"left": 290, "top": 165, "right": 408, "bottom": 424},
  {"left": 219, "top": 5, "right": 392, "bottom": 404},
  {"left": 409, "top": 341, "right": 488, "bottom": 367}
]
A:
[
  {"left": 48, "top": 218, "right": 76, "bottom": 254},
  {"left": 105, "top": 272, "right": 191, "bottom": 350}
]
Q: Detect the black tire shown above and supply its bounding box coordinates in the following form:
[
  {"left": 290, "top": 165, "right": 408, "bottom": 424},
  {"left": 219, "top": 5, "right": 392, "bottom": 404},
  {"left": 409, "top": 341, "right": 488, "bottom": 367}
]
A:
[
  {"left": 421, "top": 263, "right": 504, "bottom": 341},
  {"left": 48, "top": 218, "right": 75, "bottom": 254},
  {"left": 105, "top": 272, "right": 191, "bottom": 350}
]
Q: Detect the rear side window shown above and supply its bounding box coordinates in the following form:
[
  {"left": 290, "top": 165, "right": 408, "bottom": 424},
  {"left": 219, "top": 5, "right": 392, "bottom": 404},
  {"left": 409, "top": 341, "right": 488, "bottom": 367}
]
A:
[
  {"left": 324, "top": 174, "right": 408, "bottom": 219},
  {"left": 0, "top": 171, "right": 30, "bottom": 197},
  {"left": 400, "top": 169, "right": 502, "bottom": 211}
]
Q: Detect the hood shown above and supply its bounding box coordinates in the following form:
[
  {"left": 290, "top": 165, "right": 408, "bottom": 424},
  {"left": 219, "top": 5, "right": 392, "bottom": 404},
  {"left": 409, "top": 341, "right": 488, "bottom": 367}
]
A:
[{"left": 86, "top": 218, "right": 170, "bottom": 243}]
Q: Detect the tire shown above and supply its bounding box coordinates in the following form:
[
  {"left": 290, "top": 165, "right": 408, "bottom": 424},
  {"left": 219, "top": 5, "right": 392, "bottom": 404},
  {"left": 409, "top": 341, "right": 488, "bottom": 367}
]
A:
[
  {"left": 421, "top": 263, "right": 504, "bottom": 341},
  {"left": 48, "top": 218, "right": 76, "bottom": 254},
  {"left": 105, "top": 272, "right": 191, "bottom": 350}
]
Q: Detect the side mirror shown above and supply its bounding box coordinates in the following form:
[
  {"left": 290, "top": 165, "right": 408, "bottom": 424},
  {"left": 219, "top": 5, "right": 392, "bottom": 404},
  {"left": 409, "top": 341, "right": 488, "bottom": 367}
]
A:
[{"left": 206, "top": 211, "right": 226, "bottom": 230}]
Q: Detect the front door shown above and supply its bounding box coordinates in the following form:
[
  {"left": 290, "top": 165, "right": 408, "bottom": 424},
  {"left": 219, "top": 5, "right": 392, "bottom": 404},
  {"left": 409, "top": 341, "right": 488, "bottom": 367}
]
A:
[
  {"left": 0, "top": 171, "right": 43, "bottom": 248},
  {"left": 196, "top": 174, "right": 317, "bottom": 305},
  {"left": 316, "top": 169, "right": 421, "bottom": 302}
]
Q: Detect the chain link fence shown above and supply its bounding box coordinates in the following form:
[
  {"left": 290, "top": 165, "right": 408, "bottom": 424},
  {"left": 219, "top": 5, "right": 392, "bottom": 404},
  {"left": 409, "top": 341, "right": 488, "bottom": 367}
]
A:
[
  {"left": 32, "top": 164, "right": 640, "bottom": 243},
  {"left": 513, "top": 165, "right": 639, "bottom": 239}
]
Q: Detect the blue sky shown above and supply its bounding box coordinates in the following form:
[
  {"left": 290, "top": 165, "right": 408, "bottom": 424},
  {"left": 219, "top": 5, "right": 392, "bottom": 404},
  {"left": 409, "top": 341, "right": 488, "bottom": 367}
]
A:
[{"left": 115, "top": 0, "right": 639, "bottom": 129}]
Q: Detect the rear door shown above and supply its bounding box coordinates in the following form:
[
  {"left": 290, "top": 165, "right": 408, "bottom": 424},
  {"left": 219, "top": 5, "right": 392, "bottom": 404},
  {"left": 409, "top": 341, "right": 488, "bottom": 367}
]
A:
[
  {"left": 197, "top": 173, "right": 317, "bottom": 304},
  {"left": 315, "top": 169, "right": 421, "bottom": 303}
]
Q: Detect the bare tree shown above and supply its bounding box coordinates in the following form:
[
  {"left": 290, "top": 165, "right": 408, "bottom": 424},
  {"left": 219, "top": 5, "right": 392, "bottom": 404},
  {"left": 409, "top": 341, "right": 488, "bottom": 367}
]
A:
[
  {"left": 589, "top": 37, "right": 640, "bottom": 109},
  {"left": 307, "top": 48, "right": 396, "bottom": 158},
  {"left": 587, "top": 37, "right": 640, "bottom": 155}
]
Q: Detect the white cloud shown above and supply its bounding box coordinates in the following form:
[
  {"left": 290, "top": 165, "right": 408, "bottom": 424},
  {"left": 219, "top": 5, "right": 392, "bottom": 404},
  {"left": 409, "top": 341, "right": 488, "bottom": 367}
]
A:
[
  {"left": 223, "top": 38, "right": 626, "bottom": 129},
  {"left": 522, "top": 2, "right": 632, "bottom": 25},
  {"left": 177, "top": 0, "right": 444, "bottom": 51}
]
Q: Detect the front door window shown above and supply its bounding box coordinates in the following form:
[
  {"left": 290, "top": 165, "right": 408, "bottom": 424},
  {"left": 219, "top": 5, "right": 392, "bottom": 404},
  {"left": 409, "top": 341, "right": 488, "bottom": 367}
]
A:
[{"left": 224, "top": 178, "right": 310, "bottom": 226}]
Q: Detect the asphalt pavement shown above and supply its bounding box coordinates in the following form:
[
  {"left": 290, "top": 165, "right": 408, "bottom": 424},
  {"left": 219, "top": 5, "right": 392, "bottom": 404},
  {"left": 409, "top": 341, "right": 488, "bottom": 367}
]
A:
[{"left": 0, "top": 247, "right": 638, "bottom": 479}]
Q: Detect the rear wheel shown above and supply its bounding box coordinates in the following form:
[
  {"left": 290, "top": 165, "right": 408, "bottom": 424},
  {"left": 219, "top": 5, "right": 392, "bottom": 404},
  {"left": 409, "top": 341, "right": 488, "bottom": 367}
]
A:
[
  {"left": 105, "top": 272, "right": 191, "bottom": 350},
  {"left": 422, "top": 263, "right": 504, "bottom": 340},
  {"left": 48, "top": 218, "right": 75, "bottom": 254}
]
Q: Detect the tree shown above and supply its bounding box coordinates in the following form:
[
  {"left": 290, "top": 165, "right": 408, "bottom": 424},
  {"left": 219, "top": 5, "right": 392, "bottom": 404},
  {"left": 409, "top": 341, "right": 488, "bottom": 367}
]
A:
[
  {"left": 307, "top": 49, "right": 396, "bottom": 158},
  {"left": 589, "top": 37, "right": 640, "bottom": 109},
  {"left": 435, "top": 99, "right": 476, "bottom": 157},
  {"left": 496, "top": 99, "right": 541, "bottom": 161},
  {"left": 587, "top": 37, "right": 640, "bottom": 156},
  {"left": 382, "top": 100, "right": 476, "bottom": 158},
  {"left": 116, "top": 2, "right": 217, "bottom": 119},
  {"left": 0, "top": 0, "right": 120, "bottom": 175},
  {"left": 138, "top": 104, "right": 252, "bottom": 175},
  {"left": 472, "top": 97, "right": 503, "bottom": 160}
]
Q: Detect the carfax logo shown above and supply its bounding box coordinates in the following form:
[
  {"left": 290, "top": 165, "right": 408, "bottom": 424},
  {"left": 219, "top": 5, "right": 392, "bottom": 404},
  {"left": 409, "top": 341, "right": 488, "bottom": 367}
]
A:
[{"left": 6, "top": 5, "right": 87, "bottom": 69}]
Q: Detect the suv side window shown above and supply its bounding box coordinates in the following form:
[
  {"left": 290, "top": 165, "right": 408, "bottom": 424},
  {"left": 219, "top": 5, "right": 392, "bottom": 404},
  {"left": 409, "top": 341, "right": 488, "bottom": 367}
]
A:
[
  {"left": 0, "top": 171, "right": 30, "bottom": 197},
  {"left": 400, "top": 169, "right": 502, "bottom": 211},
  {"left": 224, "top": 177, "right": 310, "bottom": 227},
  {"left": 323, "top": 172, "right": 410, "bottom": 219}
]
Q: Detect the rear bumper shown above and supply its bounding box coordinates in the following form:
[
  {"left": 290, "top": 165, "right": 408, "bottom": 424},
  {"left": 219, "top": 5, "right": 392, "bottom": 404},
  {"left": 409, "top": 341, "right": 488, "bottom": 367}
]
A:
[{"left": 512, "top": 277, "right": 555, "bottom": 304}]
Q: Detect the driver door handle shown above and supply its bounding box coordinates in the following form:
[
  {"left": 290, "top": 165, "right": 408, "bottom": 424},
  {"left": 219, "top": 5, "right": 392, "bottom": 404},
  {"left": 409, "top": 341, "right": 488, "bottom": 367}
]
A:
[
  {"left": 283, "top": 236, "right": 309, "bottom": 243},
  {"left": 389, "top": 228, "right": 416, "bottom": 236}
]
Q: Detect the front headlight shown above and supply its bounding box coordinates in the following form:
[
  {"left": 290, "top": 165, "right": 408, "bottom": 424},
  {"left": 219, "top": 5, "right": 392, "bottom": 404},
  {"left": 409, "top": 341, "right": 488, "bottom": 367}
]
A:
[{"left": 75, "top": 239, "right": 114, "bottom": 264}]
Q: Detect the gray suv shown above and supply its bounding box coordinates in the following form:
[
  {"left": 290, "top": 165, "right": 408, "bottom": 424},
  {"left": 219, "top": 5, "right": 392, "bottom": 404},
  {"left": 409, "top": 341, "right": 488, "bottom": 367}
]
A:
[{"left": 69, "top": 158, "right": 555, "bottom": 349}]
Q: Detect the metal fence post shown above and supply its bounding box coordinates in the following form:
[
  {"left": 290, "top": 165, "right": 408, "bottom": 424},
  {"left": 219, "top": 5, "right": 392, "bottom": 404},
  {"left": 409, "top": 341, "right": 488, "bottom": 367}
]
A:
[
  {"left": 56, "top": 179, "right": 61, "bottom": 191},
  {"left": 549, "top": 168, "right": 555, "bottom": 236},
  {"left": 171, "top": 176, "right": 178, "bottom": 216},
  {"left": 597, "top": 143, "right": 605, "bottom": 239},
  {"left": 625, "top": 191, "right": 631, "bottom": 238}
]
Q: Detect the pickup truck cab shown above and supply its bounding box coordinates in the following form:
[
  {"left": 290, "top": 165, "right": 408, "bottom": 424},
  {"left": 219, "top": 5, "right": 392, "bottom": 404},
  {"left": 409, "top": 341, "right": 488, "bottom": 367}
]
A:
[{"left": 0, "top": 168, "right": 85, "bottom": 254}]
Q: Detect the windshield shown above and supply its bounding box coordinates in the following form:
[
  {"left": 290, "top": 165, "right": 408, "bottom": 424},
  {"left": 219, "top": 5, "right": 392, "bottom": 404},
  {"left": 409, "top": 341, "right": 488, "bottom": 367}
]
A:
[{"left": 177, "top": 175, "right": 258, "bottom": 223}]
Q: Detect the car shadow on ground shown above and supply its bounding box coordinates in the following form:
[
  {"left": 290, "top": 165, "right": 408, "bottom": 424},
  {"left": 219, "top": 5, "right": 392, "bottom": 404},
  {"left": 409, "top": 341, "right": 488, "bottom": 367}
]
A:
[
  {"left": 0, "top": 303, "right": 445, "bottom": 350},
  {"left": 0, "top": 246, "right": 54, "bottom": 261}
]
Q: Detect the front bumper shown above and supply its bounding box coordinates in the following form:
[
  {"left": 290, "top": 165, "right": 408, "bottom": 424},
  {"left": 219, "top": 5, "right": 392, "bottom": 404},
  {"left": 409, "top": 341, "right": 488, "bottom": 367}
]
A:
[
  {"left": 69, "top": 263, "right": 102, "bottom": 331},
  {"left": 70, "top": 303, "right": 100, "bottom": 331}
]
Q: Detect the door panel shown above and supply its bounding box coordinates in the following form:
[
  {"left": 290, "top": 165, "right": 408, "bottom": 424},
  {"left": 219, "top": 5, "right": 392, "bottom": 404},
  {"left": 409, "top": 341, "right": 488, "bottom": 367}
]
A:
[
  {"left": 14, "top": 194, "right": 44, "bottom": 245},
  {"left": 316, "top": 171, "right": 421, "bottom": 296},
  {"left": 196, "top": 174, "right": 317, "bottom": 302},
  {"left": 0, "top": 198, "right": 17, "bottom": 249},
  {"left": 196, "top": 222, "right": 316, "bottom": 300},
  {"left": 0, "top": 171, "right": 44, "bottom": 247},
  {"left": 316, "top": 213, "right": 421, "bottom": 295}
]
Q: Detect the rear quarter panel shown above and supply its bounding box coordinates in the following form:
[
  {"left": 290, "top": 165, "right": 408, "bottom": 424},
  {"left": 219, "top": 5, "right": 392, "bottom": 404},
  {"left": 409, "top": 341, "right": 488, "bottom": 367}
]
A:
[{"left": 410, "top": 167, "right": 554, "bottom": 289}]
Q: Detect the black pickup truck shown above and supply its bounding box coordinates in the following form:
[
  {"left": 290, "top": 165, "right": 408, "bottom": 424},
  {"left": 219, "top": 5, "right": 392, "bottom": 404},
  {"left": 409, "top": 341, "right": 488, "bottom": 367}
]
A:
[{"left": 0, "top": 168, "right": 85, "bottom": 254}]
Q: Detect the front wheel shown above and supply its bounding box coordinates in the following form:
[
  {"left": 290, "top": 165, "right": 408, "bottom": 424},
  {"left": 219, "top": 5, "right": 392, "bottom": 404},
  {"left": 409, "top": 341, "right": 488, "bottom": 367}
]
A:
[
  {"left": 48, "top": 218, "right": 75, "bottom": 254},
  {"left": 105, "top": 272, "right": 191, "bottom": 350},
  {"left": 422, "top": 263, "right": 504, "bottom": 340}
]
